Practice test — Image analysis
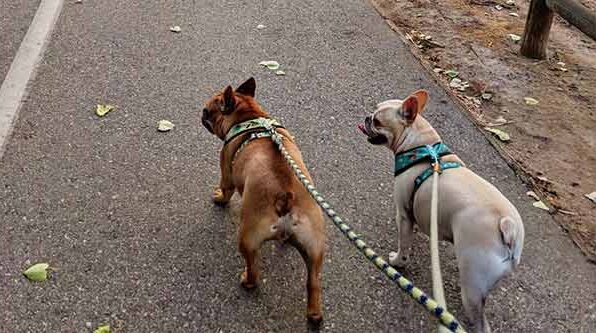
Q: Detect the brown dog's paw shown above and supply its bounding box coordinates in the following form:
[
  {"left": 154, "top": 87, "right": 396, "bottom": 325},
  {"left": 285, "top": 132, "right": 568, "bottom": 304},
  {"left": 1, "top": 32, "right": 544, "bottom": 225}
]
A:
[
  {"left": 307, "top": 313, "right": 323, "bottom": 329},
  {"left": 211, "top": 188, "right": 229, "bottom": 206},
  {"left": 240, "top": 270, "right": 257, "bottom": 289}
]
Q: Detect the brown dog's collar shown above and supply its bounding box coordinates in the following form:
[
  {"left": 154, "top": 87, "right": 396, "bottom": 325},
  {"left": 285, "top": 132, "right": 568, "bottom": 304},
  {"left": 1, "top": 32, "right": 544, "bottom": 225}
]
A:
[{"left": 224, "top": 117, "right": 284, "bottom": 145}]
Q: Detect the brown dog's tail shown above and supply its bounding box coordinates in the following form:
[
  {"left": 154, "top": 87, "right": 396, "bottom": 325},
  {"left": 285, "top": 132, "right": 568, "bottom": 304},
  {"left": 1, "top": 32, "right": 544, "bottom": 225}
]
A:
[
  {"left": 274, "top": 191, "right": 294, "bottom": 217},
  {"left": 499, "top": 216, "right": 524, "bottom": 267},
  {"left": 272, "top": 192, "right": 295, "bottom": 242}
]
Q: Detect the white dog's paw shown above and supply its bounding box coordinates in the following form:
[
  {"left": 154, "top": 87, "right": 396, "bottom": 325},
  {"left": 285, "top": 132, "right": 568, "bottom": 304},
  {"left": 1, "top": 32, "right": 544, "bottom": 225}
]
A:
[{"left": 388, "top": 251, "right": 409, "bottom": 268}]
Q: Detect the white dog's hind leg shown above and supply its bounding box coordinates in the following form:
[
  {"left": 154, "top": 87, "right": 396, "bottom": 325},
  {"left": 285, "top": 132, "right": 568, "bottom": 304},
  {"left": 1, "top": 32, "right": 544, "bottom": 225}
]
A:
[{"left": 457, "top": 249, "right": 509, "bottom": 333}]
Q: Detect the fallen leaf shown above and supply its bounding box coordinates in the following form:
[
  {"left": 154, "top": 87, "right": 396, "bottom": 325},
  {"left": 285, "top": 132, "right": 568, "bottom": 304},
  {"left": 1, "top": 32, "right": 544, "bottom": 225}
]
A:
[
  {"left": 585, "top": 192, "right": 596, "bottom": 204},
  {"left": 275, "top": 70, "right": 286, "bottom": 76},
  {"left": 170, "top": 26, "right": 181, "bottom": 33},
  {"left": 94, "top": 325, "right": 110, "bottom": 333},
  {"left": 506, "top": 0, "right": 515, "bottom": 4},
  {"left": 509, "top": 12, "right": 519, "bottom": 17},
  {"left": 433, "top": 68, "right": 443, "bottom": 73},
  {"left": 508, "top": 34, "right": 522, "bottom": 42},
  {"left": 444, "top": 69, "right": 459, "bottom": 79},
  {"left": 537, "top": 176, "right": 551, "bottom": 183},
  {"left": 481, "top": 92, "right": 493, "bottom": 100},
  {"left": 495, "top": 5, "right": 503, "bottom": 10},
  {"left": 556, "top": 62, "right": 568, "bottom": 71},
  {"left": 526, "top": 191, "right": 540, "bottom": 201},
  {"left": 494, "top": 116, "right": 506, "bottom": 123},
  {"left": 157, "top": 120, "right": 174, "bottom": 132},
  {"left": 256, "top": 24, "right": 266, "bottom": 29},
  {"left": 524, "top": 97, "right": 539, "bottom": 105},
  {"left": 75, "top": 0, "right": 82, "bottom": 3},
  {"left": 95, "top": 104, "right": 115, "bottom": 117},
  {"left": 532, "top": 201, "right": 550, "bottom": 211},
  {"left": 258, "top": 61, "right": 280, "bottom": 70},
  {"left": 449, "top": 78, "right": 462, "bottom": 88},
  {"left": 485, "top": 127, "right": 511, "bottom": 141},
  {"left": 23, "top": 263, "right": 50, "bottom": 282}
]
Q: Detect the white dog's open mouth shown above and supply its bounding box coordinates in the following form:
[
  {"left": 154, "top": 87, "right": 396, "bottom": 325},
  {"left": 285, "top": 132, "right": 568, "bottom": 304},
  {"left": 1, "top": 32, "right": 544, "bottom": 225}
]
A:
[
  {"left": 357, "top": 123, "right": 368, "bottom": 135},
  {"left": 358, "top": 118, "right": 388, "bottom": 145}
]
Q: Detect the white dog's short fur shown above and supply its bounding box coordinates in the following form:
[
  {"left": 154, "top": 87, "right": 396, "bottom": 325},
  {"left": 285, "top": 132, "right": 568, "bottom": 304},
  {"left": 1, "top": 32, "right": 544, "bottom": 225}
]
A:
[{"left": 358, "top": 90, "right": 524, "bottom": 333}]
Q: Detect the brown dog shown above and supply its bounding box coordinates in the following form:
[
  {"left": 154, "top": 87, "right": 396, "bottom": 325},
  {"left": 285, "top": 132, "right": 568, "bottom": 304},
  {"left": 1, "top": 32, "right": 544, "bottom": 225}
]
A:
[{"left": 201, "top": 77, "right": 326, "bottom": 325}]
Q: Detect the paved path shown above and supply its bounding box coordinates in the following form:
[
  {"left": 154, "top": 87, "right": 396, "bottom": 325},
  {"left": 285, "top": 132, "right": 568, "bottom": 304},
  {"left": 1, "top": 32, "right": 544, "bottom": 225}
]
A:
[{"left": 1, "top": 0, "right": 594, "bottom": 332}]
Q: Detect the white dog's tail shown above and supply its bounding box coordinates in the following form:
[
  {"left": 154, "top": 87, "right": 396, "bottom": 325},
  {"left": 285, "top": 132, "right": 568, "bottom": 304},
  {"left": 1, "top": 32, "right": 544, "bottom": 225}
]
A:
[{"left": 499, "top": 216, "right": 524, "bottom": 267}]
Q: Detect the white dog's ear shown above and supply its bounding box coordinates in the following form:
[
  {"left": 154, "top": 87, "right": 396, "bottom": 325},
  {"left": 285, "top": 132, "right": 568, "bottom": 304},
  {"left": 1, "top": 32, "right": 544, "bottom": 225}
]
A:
[{"left": 402, "top": 90, "right": 429, "bottom": 124}]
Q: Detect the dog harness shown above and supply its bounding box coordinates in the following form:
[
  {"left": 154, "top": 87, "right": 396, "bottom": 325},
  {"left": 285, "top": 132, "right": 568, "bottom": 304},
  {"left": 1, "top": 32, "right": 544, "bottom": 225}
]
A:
[
  {"left": 394, "top": 142, "right": 462, "bottom": 197},
  {"left": 224, "top": 117, "right": 286, "bottom": 161}
]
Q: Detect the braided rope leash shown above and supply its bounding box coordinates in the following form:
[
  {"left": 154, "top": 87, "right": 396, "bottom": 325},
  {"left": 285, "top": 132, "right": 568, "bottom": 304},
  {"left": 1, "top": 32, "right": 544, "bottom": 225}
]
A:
[{"left": 267, "top": 126, "right": 466, "bottom": 333}]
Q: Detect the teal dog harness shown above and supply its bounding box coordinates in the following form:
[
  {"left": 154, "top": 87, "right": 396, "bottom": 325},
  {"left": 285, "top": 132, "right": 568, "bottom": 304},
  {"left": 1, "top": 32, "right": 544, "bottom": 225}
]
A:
[
  {"left": 224, "top": 117, "right": 284, "bottom": 145},
  {"left": 394, "top": 142, "right": 462, "bottom": 196},
  {"left": 224, "top": 117, "right": 286, "bottom": 161}
]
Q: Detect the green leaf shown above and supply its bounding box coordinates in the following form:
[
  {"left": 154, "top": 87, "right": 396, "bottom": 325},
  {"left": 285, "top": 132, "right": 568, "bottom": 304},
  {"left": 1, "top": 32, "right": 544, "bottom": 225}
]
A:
[
  {"left": 532, "top": 201, "right": 550, "bottom": 211},
  {"left": 444, "top": 69, "right": 459, "bottom": 79},
  {"left": 585, "top": 192, "right": 596, "bottom": 204},
  {"left": 94, "top": 324, "right": 110, "bottom": 333},
  {"left": 524, "top": 97, "right": 539, "bottom": 105},
  {"left": 96, "top": 104, "right": 115, "bottom": 117},
  {"left": 23, "top": 263, "right": 50, "bottom": 282},
  {"left": 157, "top": 120, "right": 175, "bottom": 132},
  {"left": 484, "top": 127, "right": 511, "bottom": 141},
  {"left": 508, "top": 34, "right": 521, "bottom": 42},
  {"left": 258, "top": 61, "right": 280, "bottom": 70}
]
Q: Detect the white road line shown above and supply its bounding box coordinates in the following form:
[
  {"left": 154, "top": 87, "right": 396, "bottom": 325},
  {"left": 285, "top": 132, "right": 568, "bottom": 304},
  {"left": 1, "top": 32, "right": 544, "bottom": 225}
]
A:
[{"left": 0, "top": 0, "right": 64, "bottom": 158}]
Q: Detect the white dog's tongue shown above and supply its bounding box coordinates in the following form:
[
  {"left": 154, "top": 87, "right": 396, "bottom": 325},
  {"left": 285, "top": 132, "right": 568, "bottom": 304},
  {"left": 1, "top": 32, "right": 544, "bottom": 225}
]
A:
[{"left": 357, "top": 123, "right": 367, "bottom": 135}]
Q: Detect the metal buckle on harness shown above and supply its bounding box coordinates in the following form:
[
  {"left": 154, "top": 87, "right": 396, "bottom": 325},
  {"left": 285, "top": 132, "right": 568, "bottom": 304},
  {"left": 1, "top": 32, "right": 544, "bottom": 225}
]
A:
[{"left": 426, "top": 144, "right": 442, "bottom": 173}]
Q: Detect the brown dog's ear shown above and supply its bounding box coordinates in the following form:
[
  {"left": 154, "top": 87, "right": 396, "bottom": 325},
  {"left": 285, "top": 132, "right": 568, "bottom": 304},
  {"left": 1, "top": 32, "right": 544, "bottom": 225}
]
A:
[
  {"left": 235, "top": 77, "right": 256, "bottom": 97},
  {"left": 402, "top": 90, "right": 429, "bottom": 124},
  {"left": 222, "top": 86, "right": 235, "bottom": 114}
]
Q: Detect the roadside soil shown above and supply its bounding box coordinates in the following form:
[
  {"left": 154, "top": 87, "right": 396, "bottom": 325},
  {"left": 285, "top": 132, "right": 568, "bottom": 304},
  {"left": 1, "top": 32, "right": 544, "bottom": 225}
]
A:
[{"left": 371, "top": 0, "right": 596, "bottom": 262}]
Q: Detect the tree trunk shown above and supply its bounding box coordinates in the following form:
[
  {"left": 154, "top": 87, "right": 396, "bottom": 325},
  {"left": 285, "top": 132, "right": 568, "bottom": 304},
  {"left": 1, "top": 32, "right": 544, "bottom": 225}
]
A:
[{"left": 520, "top": 0, "right": 554, "bottom": 59}]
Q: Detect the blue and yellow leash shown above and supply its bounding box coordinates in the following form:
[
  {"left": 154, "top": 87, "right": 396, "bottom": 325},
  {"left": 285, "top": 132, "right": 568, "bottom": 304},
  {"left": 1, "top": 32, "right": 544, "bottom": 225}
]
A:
[{"left": 260, "top": 121, "right": 467, "bottom": 333}]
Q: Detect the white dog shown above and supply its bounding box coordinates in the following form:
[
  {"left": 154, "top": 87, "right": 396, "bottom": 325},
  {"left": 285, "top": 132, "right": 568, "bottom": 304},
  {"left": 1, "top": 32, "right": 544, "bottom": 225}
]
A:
[{"left": 358, "top": 90, "right": 524, "bottom": 333}]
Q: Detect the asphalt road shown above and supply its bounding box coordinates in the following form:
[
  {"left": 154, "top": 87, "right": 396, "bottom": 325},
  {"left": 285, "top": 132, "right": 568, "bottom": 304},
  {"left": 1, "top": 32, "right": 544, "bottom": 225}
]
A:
[{"left": 1, "top": 0, "right": 595, "bottom": 332}]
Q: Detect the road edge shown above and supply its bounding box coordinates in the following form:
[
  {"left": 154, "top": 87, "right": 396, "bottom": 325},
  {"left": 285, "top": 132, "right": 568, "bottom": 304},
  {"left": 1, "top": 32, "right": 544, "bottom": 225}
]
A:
[{"left": 0, "top": 0, "right": 65, "bottom": 159}]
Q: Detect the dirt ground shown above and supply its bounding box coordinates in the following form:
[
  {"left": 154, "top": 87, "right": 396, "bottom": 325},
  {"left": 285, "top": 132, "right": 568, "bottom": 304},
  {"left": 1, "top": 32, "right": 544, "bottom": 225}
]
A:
[{"left": 371, "top": 0, "right": 596, "bottom": 262}]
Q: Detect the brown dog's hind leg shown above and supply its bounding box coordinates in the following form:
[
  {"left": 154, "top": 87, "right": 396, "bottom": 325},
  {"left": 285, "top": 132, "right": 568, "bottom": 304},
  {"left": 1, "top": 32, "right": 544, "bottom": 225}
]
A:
[
  {"left": 239, "top": 236, "right": 259, "bottom": 289},
  {"left": 291, "top": 214, "right": 325, "bottom": 326},
  {"left": 238, "top": 221, "right": 268, "bottom": 289},
  {"left": 212, "top": 187, "right": 234, "bottom": 205}
]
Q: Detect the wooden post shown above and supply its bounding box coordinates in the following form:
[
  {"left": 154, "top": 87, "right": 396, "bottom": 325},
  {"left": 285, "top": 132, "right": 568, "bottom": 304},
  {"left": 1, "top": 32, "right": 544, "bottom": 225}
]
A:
[
  {"left": 546, "top": 0, "right": 596, "bottom": 41},
  {"left": 520, "top": 0, "right": 555, "bottom": 59}
]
